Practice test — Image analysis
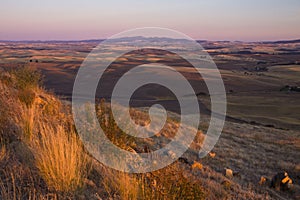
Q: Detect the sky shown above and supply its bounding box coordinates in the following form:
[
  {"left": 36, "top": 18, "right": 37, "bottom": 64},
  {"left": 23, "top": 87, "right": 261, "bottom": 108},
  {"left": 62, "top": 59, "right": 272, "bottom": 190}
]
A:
[{"left": 0, "top": 0, "right": 299, "bottom": 41}]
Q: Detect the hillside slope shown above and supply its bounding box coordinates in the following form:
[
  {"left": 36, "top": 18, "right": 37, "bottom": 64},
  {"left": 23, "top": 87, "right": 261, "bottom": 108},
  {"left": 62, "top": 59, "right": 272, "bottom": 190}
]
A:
[{"left": 0, "top": 67, "right": 298, "bottom": 199}]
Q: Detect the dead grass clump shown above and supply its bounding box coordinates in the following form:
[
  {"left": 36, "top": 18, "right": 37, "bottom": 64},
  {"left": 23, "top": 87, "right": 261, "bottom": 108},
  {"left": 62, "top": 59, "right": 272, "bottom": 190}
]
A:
[
  {"left": 0, "top": 68, "right": 90, "bottom": 195},
  {"left": 0, "top": 145, "right": 7, "bottom": 163},
  {"left": 100, "top": 162, "right": 207, "bottom": 200},
  {"left": 0, "top": 81, "right": 22, "bottom": 143},
  {"left": 0, "top": 171, "right": 32, "bottom": 200},
  {"left": 30, "top": 121, "right": 88, "bottom": 192},
  {"left": 20, "top": 108, "right": 35, "bottom": 140},
  {"left": 102, "top": 168, "right": 139, "bottom": 200},
  {"left": 0, "top": 67, "right": 40, "bottom": 141},
  {"left": 141, "top": 163, "right": 206, "bottom": 200},
  {"left": 0, "top": 165, "right": 58, "bottom": 200}
]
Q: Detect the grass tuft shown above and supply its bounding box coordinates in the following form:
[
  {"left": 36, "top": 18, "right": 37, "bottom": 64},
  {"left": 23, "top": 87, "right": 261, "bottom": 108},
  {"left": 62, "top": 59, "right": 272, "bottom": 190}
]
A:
[{"left": 30, "top": 121, "right": 88, "bottom": 192}]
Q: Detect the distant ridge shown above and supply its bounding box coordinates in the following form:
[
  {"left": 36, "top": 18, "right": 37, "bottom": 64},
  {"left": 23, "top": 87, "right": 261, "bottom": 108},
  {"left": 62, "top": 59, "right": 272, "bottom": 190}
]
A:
[
  {"left": 1, "top": 38, "right": 299, "bottom": 44},
  {"left": 261, "top": 39, "right": 300, "bottom": 44}
]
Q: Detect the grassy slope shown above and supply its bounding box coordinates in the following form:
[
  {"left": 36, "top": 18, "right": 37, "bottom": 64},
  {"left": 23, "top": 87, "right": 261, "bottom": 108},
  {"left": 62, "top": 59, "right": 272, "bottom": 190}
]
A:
[{"left": 0, "top": 67, "right": 298, "bottom": 199}]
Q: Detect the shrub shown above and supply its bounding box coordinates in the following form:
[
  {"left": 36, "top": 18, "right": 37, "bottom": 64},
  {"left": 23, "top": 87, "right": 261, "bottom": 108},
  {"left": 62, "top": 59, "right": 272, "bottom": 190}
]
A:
[
  {"left": 137, "top": 164, "right": 206, "bottom": 200},
  {"left": 12, "top": 66, "right": 41, "bottom": 90}
]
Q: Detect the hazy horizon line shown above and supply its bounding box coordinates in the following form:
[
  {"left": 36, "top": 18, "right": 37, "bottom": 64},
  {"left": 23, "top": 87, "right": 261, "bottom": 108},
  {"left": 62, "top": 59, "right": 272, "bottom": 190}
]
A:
[{"left": 1, "top": 37, "right": 300, "bottom": 43}]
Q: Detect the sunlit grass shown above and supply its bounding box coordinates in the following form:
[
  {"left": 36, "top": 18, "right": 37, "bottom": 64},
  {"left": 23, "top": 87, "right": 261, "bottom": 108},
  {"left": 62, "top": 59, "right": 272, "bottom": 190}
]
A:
[{"left": 30, "top": 121, "right": 88, "bottom": 192}]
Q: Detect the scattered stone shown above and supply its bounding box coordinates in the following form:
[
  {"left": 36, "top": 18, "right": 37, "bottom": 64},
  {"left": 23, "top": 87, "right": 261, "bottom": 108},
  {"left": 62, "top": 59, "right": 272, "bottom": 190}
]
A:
[
  {"left": 270, "top": 171, "right": 293, "bottom": 191},
  {"left": 167, "top": 150, "right": 176, "bottom": 159},
  {"left": 152, "top": 160, "right": 157, "bottom": 166},
  {"left": 192, "top": 161, "right": 203, "bottom": 171},
  {"left": 208, "top": 152, "right": 216, "bottom": 158},
  {"left": 259, "top": 176, "right": 267, "bottom": 185},
  {"left": 223, "top": 168, "right": 233, "bottom": 179}
]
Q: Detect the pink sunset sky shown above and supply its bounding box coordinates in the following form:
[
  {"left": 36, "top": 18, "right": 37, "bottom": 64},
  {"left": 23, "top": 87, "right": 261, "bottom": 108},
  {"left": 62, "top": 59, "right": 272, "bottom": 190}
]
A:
[{"left": 0, "top": 0, "right": 299, "bottom": 41}]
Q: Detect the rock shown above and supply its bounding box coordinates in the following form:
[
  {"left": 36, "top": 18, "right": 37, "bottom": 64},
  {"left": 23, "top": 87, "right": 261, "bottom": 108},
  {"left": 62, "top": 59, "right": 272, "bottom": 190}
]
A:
[
  {"left": 152, "top": 160, "right": 157, "bottom": 166},
  {"left": 192, "top": 161, "right": 203, "bottom": 170},
  {"left": 270, "top": 171, "right": 293, "bottom": 191},
  {"left": 223, "top": 168, "right": 233, "bottom": 179},
  {"left": 259, "top": 176, "right": 267, "bottom": 185},
  {"left": 208, "top": 152, "right": 216, "bottom": 158},
  {"left": 167, "top": 150, "right": 176, "bottom": 159}
]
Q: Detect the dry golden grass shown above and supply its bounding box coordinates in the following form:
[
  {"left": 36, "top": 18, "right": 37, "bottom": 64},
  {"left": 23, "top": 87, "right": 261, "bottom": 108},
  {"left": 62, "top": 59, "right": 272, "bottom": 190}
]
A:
[
  {"left": 0, "top": 145, "right": 7, "bottom": 163},
  {"left": 1, "top": 66, "right": 291, "bottom": 199},
  {"left": 30, "top": 121, "right": 88, "bottom": 192},
  {"left": 0, "top": 75, "right": 22, "bottom": 143},
  {"left": 102, "top": 168, "right": 139, "bottom": 200},
  {"left": 99, "top": 161, "right": 207, "bottom": 200},
  {"left": 20, "top": 107, "right": 35, "bottom": 140},
  {"left": 0, "top": 172, "right": 25, "bottom": 200},
  {"left": 0, "top": 67, "right": 89, "bottom": 195},
  {"left": 0, "top": 66, "right": 39, "bottom": 141}
]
